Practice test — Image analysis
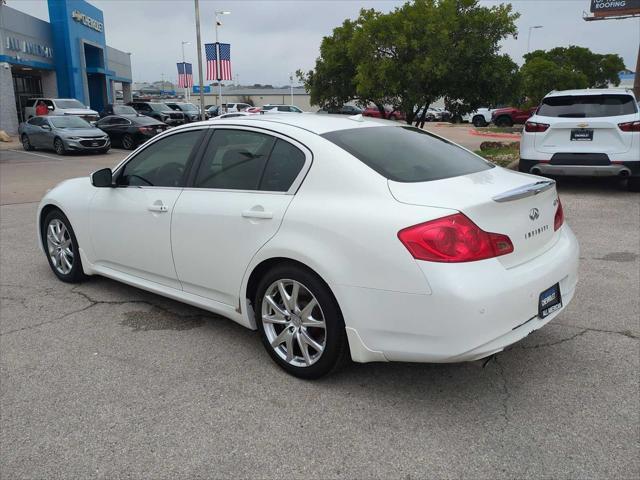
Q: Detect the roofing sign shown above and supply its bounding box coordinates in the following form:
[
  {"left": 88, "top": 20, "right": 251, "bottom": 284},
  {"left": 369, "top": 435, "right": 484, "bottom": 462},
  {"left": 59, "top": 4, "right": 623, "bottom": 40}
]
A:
[
  {"left": 590, "top": 0, "right": 640, "bottom": 15},
  {"left": 71, "top": 9, "right": 104, "bottom": 32}
]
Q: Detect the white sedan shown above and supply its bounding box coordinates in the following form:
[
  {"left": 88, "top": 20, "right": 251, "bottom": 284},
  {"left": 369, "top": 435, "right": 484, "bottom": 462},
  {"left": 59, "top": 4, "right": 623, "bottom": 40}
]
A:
[{"left": 37, "top": 115, "right": 579, "bottom": 378}]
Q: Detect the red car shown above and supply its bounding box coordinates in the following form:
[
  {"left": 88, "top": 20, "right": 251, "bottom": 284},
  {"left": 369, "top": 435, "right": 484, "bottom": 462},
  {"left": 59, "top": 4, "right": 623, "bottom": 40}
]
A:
[
  {"left": 491, "top": 106, "right": 538, "bottom": 127},
  {"left": 362, "top": 107, "right": 405, "bottom": 121}
]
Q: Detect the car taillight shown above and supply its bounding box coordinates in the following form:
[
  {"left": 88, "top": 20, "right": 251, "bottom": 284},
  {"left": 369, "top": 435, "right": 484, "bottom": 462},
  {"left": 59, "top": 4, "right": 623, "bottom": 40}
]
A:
[
  {"left": 554, "top": 198, "right": 564, "bottom": 231},
  {"left": 618, "top": 121, "right": 640, "bottom": 132},
  {"left": 525, "top": 121, "right": 549, "bottom": 132},
  {"left": 138, "top": 127, "right": 153, "bottom": 133},
  {"left": 397, "top": 213, "right": 514, "bottom": 263}
]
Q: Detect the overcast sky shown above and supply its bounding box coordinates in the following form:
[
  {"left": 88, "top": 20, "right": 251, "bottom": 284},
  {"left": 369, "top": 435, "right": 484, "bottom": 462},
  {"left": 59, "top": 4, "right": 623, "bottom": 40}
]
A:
[{"left": 8, "top": 0, "right": 640, "bottom": 85}]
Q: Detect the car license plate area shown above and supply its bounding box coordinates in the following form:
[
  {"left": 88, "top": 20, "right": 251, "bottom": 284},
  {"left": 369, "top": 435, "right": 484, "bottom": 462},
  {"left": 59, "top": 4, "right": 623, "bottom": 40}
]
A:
[
  {"left": 570, "top": 129, "right": 593, "bottom": 141},
  {"left": 91, "top": 142, "right": 98, "bottom": 146},
  {"left": 539, "top": 283, "right": 562, "bottom": 319}
]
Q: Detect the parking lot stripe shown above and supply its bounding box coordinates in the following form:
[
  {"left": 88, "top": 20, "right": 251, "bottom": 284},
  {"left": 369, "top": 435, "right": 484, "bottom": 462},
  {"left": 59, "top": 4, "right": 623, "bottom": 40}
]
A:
[{"left": 7, "top": 149, "right": 63, "bottom": 161}]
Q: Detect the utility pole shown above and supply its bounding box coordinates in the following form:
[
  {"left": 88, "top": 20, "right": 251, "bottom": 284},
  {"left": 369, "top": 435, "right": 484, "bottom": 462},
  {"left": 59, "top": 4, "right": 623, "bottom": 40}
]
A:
[
  {"left": 194, "top": 0, "right": 205, "bottom": 120},
  {"left": 527, "top": 25, "right": 543, "bottom": 53},
  {"left": 289, "top": 73, "right": 294, "bottom": 106}
]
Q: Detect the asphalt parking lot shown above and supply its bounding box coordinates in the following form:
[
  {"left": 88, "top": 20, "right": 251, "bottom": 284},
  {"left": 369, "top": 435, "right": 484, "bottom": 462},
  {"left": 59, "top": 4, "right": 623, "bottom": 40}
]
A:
[{"left": 1, "top": 137, "right": 638, "bottom": 479}]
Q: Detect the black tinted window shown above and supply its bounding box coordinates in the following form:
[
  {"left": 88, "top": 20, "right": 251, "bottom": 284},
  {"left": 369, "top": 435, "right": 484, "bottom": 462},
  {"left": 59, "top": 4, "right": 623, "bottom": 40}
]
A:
[
  {"left": 194, "top": 129, "right": 274, "bottom": 190},
  {"left": 260, "top": 139, "right": 306, "bottom": 191},
  {"left": 538, "top": 95, "right": 637, "bottom": 118},
  {"left": 28, "top": 117, "right": 43, "bottom": 126},
  {"left": 322, "top": 126, "right": 492, "bottom": 183},
  {"left": 118, "top": 130, "right": 203, "bottom": 187}
]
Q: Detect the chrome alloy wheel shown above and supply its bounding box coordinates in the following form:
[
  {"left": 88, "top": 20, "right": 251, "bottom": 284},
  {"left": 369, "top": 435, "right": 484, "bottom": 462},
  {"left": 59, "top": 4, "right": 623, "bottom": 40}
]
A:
[
  {"left": 261, "top": 279, "right": 327, "bottom": 367},
  {"left": 46, "top": 219, "right": 74, "bottom": 275}
]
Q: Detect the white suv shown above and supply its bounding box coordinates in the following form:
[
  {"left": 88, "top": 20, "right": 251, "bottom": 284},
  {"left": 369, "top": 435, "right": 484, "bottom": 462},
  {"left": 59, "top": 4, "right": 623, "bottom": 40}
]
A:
[
  {"left": 24, "top": 98, "right": 100, "bottom": 123},
  {"left": 519, "top": 89, "right": 639, "bottom": 191}
]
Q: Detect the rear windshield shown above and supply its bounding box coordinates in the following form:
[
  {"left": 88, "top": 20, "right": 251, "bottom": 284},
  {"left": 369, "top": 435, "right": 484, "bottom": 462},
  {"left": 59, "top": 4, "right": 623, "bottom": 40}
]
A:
[
  {"left": 538, "top": 94, "right": 637, "bottom": 118},
  {"left": 322, "top": 126, "right": 492, "bottom": 183},
  {"left": 54, "top": 99, "right": 85, "bottom": 109}
]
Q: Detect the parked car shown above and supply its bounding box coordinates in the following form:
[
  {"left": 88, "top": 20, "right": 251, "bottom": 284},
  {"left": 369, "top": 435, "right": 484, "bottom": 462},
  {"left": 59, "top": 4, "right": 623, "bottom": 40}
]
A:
[
  {"left": 245, "top": 107, "right": 262, "bottom": 114},
  {"left": 317, "top": 105, "right": 363, "bottom": 115},
  {"left": 362, "top": 107, "right": 405, "bottom": 120},
  {"left": 206, "top": 105, "right": 221, "bottom": 117},
  {"left": 462, "top": 108, "right": 494, "bottom": 127},
  {"left": 19, "top": 115, "right": 110, "bottom": 155},
  {"left": 491, "top": 106, "right": 537, "bottom": 127},
  {"left": 212, "top": 112, "right": 258, "bottom": 119},
  {"left": 519, "top": 88, "right": 640, "bottom": 192},
  {"left": 127, "top": 101, "right": 185, "bottom": 126},
  {"left": 164, "top": 102, "right": 205, "bottom": 122},
  {"left": 96, "top": 114, "right": 168, "bottom": 150},
  {"left": 99, "top": 104, "right": 138, "bottom": 118},
  {"left": 24, "top": 98, "right": 99, "bottom": 123},
  {"left": 37, "top": 115, "right": 578, "bottom": 378},
  {"left": 222, "top": 103, "right": 252, "bottom": 113},
  {"left": 261, "top": 104, "right": 304, "bottom": 114}
]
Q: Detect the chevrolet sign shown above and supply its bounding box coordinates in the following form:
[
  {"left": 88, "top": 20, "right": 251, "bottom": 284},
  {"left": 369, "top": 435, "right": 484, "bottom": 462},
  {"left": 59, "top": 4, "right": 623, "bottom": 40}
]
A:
[{"left": 71, "top": 10, "right": 104, "bottom": 32}]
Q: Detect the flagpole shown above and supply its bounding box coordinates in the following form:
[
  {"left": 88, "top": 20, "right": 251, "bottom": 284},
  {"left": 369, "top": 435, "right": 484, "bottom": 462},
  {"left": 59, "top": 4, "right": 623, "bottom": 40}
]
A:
[
  {"left": 215, "top": 10, "right": 230, "bottom": 114},
  {"left": 194, "top": 0, "right": 205, "bottom": 120},
  {"left": 181, "top": 41, "right": 190, "bottom": 102}
]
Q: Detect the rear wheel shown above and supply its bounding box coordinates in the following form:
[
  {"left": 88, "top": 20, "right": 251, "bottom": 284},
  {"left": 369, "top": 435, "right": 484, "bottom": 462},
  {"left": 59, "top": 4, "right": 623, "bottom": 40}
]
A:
[
  {"left": 122, "top": 134, "right": 135, "bottom": 150},
  {"left": 494, "top": 116, "right": 513, "bottom": 127},
  {"left": 53, "top": 137, "right": 66, "bottom": 155},
  {"left": 472, "top": 115, "right": 487, "bottom": 128},
  {"left": 628, "top": 176, "right": 640, "bottom": 192},
  {"left": 21, "top": 134, "right": 35, "bottom": 151},
  {"left": 254, "top": 264, "right": 349, "bottom": 379},
  {"left": 41, "top": 209, "right": 86, "bottom": 283}
]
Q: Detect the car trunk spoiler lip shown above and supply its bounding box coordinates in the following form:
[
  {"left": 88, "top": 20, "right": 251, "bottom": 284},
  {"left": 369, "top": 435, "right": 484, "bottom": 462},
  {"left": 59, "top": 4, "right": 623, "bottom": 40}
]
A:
[{"left": 492, "top": 180, "right": 555, "bottom": 203}]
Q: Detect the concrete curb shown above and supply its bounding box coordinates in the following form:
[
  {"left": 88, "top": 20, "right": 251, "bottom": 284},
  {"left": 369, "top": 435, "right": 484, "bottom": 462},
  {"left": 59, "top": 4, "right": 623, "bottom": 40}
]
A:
[{"left": 468, "top": 128, "right": 521, "bottom": 139}]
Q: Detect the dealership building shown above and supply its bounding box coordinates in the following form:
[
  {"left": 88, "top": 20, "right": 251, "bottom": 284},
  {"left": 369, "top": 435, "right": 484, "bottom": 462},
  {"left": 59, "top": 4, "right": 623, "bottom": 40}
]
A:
[{"left": 0, "top": 0, "right": 132, "bottom": 135}]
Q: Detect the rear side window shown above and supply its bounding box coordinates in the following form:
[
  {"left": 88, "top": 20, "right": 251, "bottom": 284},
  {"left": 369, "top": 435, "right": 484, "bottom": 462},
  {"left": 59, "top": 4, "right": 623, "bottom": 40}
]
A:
[
  {"left": 322, "top": 126, "right": 492, "bottom": 183},
  {"left": 260, "top": 139, "right": 306, "bottom": 191},
  {"left": 538, "top": 95, "right": 637, "bottom": 118}
]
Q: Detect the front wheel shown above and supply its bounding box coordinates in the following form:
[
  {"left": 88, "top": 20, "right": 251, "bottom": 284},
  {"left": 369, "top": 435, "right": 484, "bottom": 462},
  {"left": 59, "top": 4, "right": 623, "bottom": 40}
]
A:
[
  {"left": 254, "top": 264, "right": 349, "bottom": 379},
  {"left": 53, "top": 137, "right": 66, "bottom": 155},
  {"left": 41, "top": 209, "right": 86, "bottom": 283},
  {"left": 494, "top": 116, "right": 513, "bottom": 127},
  {"left": 472, "top": 115, "right": 487, "bottom": 128},
  {"left": 122, "top": 134, "right": 136, "bottom": 150}
]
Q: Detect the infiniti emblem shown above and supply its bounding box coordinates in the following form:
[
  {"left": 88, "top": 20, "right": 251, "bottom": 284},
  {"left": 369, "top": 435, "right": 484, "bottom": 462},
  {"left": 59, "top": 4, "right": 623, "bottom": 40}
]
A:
[{"left": 529, "top": 208, "right": 540, "bottom": 221}]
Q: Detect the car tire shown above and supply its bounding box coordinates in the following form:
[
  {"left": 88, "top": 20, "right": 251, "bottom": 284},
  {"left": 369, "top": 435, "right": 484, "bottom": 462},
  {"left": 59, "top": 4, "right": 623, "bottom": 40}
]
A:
[
  {"left": 628, "top": 176, "right": 640, "bottom": 192},
  {"left": 254, "top": 263, "right": 350, "bottom": 379},
  {"left": 495, "top": 116, "right": 513, "bottom": 127},
  {"left": 122, "top": 134, "right": 136, "bottom": 150},
  {"left": 21, "top": 134, "right": 35, "bottom": 151},
  {"left": 41, "top": 209, "right": 87, "bottom": 283},
  {"left": 53, "top": 137, "right": 66, "bottom": 155},
  {"left": 472, "top": 115, "right": 487, "bottom": 128}
]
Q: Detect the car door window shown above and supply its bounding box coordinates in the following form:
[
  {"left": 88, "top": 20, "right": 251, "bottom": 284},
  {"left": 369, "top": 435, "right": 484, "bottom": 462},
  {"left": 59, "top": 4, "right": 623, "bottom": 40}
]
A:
[
  {"left": 43, "top": 100, "right": 55, "bottom": 110},
  {"left": 194, "top": 129, "right": 275, "bottom": 190},
  {"left": 28, "top": 117, "right": 43, "bottom": 127},
  {"left": 118, "top": 129, "right": 204, "bottom": 187},
  {"left": 277, "top": 106, "right": 289, "bottom": 112},
  {"left": 260, "top": 139, "right": 306, "bottom": 192}
]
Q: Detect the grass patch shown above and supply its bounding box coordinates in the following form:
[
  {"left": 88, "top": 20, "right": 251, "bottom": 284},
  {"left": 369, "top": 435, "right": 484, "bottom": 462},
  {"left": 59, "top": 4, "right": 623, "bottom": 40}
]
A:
[
  {"left": 475, "top": 126, "right": 522, "bottom": 134},
  {"left": 474, "top": 141, "right": 519, "bottom": 168}
]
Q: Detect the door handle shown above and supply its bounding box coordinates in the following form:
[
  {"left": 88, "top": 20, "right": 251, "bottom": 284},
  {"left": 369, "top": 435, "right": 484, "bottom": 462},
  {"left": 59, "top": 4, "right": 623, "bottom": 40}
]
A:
[
  {"left": 148, "top": 202, "right": 168, "bottom": 213},
  {"left": 242, "top": 209, "right": 273, "bottom": 219}
]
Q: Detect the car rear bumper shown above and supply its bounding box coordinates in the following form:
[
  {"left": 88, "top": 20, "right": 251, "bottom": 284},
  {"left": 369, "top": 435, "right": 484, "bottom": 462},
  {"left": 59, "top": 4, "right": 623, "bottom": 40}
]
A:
[
  {"left": 338, "top": 225, "right": 579, "bottom": 364},
  {"left": 519, "top": 158, "right": 639, "bottom": 177}
]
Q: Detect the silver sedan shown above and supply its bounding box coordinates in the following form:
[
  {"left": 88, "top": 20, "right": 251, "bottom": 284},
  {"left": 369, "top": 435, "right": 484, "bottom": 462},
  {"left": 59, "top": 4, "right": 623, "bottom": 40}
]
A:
[{"left": 19, "top": 116, "right": 110, "bottom": 155}]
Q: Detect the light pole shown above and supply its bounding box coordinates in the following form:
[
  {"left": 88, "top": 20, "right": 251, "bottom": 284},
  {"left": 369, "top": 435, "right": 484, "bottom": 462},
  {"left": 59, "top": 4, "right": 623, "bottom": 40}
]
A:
[
  {"left": 215, "top": 10, "right": 230, "bottom": 112},
  {"left": 194, "top": 0, "right": 206, "bottom": 120},
  {"left": 289, "top": 73, "right": 294, "bottom": 106},
  {"left": 527, "top": 25, "right": 543, "bottom": 53},
  {"left": 181, "top": 40, "right": 191, "bottom": 101}
]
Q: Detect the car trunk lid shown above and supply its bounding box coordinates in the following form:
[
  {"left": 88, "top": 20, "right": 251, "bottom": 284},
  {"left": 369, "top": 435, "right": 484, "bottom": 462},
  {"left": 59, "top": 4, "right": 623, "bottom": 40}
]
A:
[{"left": 388, "top": 168, "right": 561, "bottom": 268}]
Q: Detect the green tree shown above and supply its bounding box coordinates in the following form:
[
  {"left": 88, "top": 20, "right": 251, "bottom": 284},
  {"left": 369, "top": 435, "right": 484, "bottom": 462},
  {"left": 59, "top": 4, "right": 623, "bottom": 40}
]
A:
[
  {"left": 520, "top": 57, "right": 589, "bottom": 106},
  {"left": 299, "top": 0, "right": 520, "bottom": 123},
  {"left": 524, "top": 46, "right": 625, "bottom": 88}
]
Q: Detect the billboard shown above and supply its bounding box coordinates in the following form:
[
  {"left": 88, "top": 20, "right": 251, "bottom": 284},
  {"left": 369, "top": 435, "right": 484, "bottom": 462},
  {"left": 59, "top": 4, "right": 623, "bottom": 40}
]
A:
[
  {"left": 192, "top": 85, "right": 211, "bottom": 93},
  {"left": 590, "top": 0, "right": 640, "bottom": 16}
]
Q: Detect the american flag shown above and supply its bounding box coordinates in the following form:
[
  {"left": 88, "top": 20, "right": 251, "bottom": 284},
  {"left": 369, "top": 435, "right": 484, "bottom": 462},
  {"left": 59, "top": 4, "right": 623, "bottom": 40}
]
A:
[
  {"left": 205, "top": 42, "right": 232, "bottom": 81},
  {"left": 176, "top": 62, "right": 193, "bottom": 88}
]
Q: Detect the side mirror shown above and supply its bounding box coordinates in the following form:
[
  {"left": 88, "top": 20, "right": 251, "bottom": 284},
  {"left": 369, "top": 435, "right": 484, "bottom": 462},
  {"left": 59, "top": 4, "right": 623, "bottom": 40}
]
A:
[
  {"left": 47, "top": 105, "right": 54, "bottom": 111},
  {"left": 91, "top": 168, "right": 113, "bottom": 188},
  {"left": 41, "top": 124, "right": 51, "bottom": 131}
]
